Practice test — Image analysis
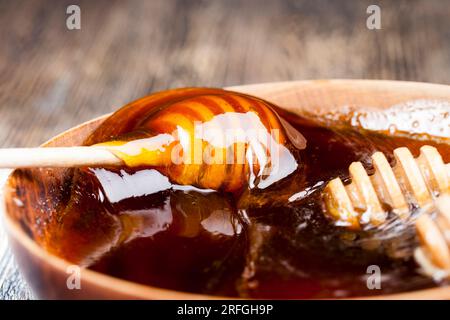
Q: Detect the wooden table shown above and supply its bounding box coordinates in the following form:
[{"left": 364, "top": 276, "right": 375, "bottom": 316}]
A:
[{"left": 1, "top": 0, "right": 450, "bottom": 299}]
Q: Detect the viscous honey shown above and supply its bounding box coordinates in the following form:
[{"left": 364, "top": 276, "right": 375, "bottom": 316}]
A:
[{"left": 6, "top": 88, "right": 450, "bottom": 298}]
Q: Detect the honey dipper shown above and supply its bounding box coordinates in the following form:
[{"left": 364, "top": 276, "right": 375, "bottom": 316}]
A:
[
  {"left": 323, "top": 145, "right": 450, "bottom": 230},
  {"left": 0, "top": 90, "right": 306, "bottom": 192}
]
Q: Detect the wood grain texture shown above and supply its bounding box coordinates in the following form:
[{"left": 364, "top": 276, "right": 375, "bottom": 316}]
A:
[{"left": 0, "top": 0, "right": 450, "bottom": 299}]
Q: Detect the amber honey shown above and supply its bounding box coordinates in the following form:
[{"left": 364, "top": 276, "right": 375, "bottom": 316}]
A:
[{"left": 6, "top": 88, "right": 450, "bottom": 298}]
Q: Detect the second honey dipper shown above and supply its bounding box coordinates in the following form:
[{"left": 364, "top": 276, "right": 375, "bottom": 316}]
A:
[{"left": 323, "top": 145, "right": 450, "bottom": 230}]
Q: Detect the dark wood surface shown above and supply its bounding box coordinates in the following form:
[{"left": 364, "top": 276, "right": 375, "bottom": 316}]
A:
[{"left": 1, "top": 0, "right": 450, "bottom": 299}]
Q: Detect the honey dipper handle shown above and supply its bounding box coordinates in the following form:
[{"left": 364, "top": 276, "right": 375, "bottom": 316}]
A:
[{"left": 0, "top": 147, "right": 123, "bottom": 168}]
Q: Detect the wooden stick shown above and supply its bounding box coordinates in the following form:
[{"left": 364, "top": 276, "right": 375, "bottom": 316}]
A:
[{"left": 0, "top": 147, "right": 123, "bottom": 168}]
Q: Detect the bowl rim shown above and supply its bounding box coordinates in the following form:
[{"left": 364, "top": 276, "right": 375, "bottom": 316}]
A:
[{"left": 3, "top": 79, "right": 450, "bottom": 299}]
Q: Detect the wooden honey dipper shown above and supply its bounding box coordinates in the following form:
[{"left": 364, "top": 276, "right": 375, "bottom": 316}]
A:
[
  {"left": 0, "top": 89, "right": 306, "bottom": 192},
  {"left": 323, "top": 145, "right": 450, "bottom": 230}
]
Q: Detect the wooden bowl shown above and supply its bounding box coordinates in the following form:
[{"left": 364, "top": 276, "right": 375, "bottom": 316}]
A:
[{"left": 2, "top": 80, "right": 450, "bottom": 299}]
